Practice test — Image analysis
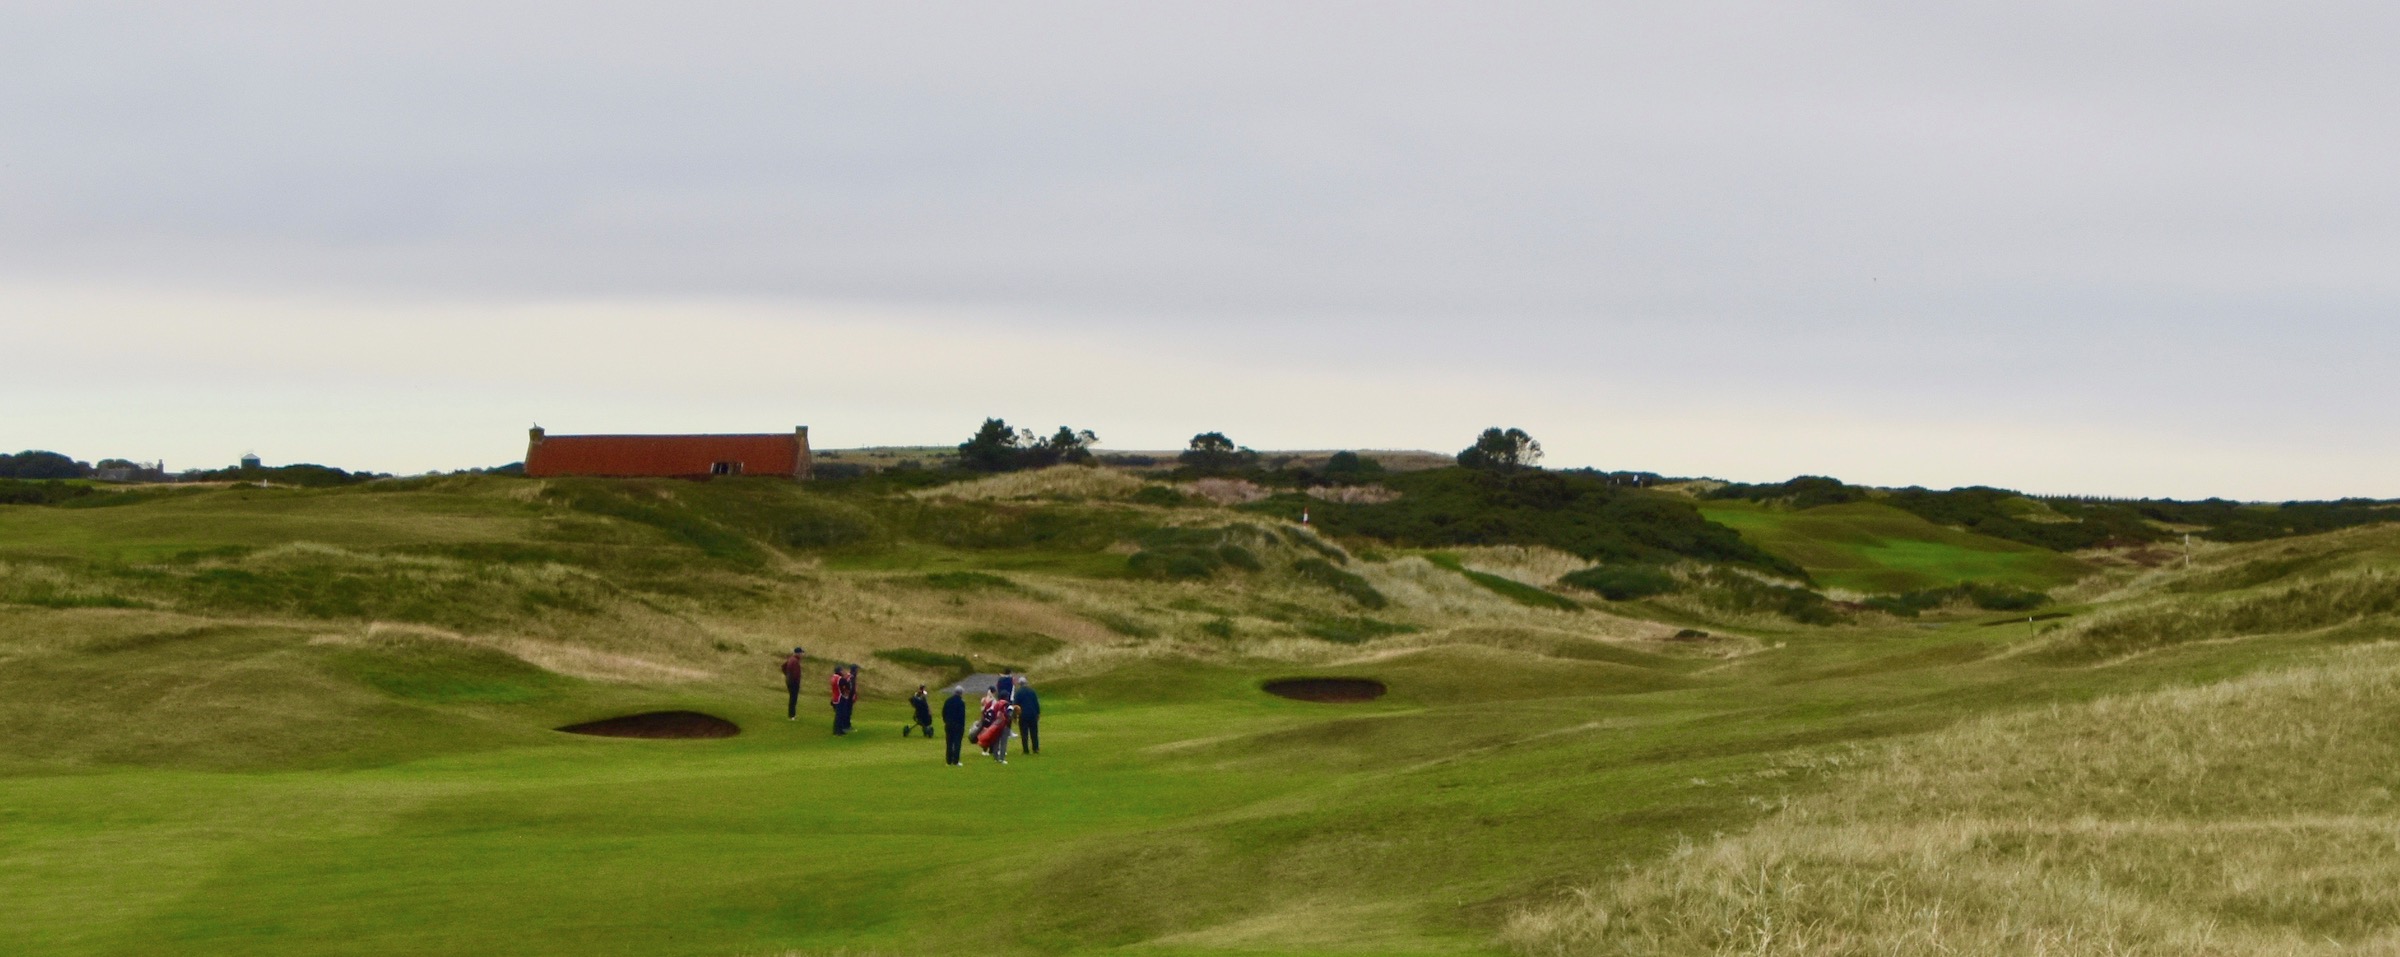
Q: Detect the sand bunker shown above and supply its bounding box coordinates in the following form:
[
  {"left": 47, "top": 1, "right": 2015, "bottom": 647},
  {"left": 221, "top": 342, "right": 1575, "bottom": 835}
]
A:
[
  {"left": 1262, "top": 678, "right": 1387, "bottom": 703},
  {"left": 556, "top": 711, "right": 740, "bottom": 739}
]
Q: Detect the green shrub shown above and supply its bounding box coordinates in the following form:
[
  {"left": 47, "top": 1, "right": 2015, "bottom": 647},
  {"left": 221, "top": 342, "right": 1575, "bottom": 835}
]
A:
[
  {"left": 1126, "top": 526, "right": 1260, "bottom": 580},
  {"left": 1426, "top": 554, "right": 1581, "bottom": 611},
  {"left": 1254, "top": 467, "right": 1801, "bottom": 577},
  {"left": 1690, "top": 569, "right": 1841, "bottom": 625},
  {"left": 1087, "top": 611, "right": 1158, "bottom": 638},
  {"left": 0, "top": 479, "right": 98, "bottom": 506},
  {"left": 1863, "top": 581, "right": 2049, "bottom": 617},
  {"left": 1131, "top": 485, "right": 1188, "bottom": 507},
  {"left": 1217, "top": 544, "right": 1264, "bottom": 571},
  {"left": 1200, "top": 617, "right": 1236, "bottom": 639},
  {"left": 918, "top": 571, "right": 1018, "bottom": 591},
  {"left": 1293, "top": 558, "right": 1388, "bottom": 609},
  {"left": 0, "top": 586, "right": 149, "bottom": 609},
  {"left": 1703, "top": 475, "right": 1865, "bottom": 509},
  {"left": 1128, "top": 550, "right": 1219, "bottom": 579},
  {"left": 2041, "top": 571, "right": 2400, "bottom": 662},
  {"left": 1561, "top": 565, "right": 1678, "bottom": 601},
  {"left": 1281, "top": 527, "right": 1350, "bottom": 562}
]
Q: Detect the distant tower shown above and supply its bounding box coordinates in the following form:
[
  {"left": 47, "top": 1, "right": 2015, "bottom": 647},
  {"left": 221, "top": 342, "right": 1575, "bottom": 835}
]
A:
[{"left": 239, "top": 452, "right": 262, "bottom": 470}]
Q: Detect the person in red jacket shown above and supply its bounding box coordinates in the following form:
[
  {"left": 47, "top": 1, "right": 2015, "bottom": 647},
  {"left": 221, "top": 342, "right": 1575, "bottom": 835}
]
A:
[
  {"left": 779, "top": 647, "right": 806, "bottom": 721},
  {"left": 976, "top": 688, "right": 1014, "bottom": 764}
]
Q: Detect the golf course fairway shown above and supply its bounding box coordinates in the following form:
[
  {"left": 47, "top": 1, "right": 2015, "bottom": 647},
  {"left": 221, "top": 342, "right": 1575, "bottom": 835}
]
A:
[{"left": 3, "top": 471, "right": 2397, "bottom": 956}]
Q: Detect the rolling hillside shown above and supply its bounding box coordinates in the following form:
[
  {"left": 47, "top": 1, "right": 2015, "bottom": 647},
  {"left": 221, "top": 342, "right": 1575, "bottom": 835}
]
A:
[
  {"left": 1, "top": 467, "right": 2396, "bottom": 956},
  {"left": 1698, "top": 499, "right": 2094, "bottom": 593}
]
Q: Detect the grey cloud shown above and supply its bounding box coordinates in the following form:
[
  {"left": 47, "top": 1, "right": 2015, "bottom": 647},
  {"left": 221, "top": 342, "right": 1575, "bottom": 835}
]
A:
[{"left": 5, "top": 1, "right": 2397, "bottom": 486}]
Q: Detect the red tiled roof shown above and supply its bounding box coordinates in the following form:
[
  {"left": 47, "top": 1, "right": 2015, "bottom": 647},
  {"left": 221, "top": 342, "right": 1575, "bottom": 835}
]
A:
[{"left": 524, "top": 433, "right": 808, "bottom": 479}]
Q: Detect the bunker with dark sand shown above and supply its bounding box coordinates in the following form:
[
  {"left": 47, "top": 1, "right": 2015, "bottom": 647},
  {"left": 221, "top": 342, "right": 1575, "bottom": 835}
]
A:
[
  {"left": 1262, "top": 677, "right": 1387, "bottom": 703},
  {"left": 556, "top": 711, "right": 741, "bottom": 739}
]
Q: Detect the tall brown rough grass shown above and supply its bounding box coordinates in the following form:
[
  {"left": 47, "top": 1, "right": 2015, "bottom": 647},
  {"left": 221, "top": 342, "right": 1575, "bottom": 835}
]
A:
[
  {"left": 909, "top": 465, "right": 1150, "bottom": 502},
  {"left": 2042, "top": 568, "right": 2400, "bottom": 662},
  {"left": 1505, "top": 643, "right": 2400, "bottom": 956}
]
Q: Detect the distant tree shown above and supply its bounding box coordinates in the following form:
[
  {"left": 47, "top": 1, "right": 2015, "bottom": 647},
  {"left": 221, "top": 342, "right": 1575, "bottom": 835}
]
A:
[
  {"left": 1456, "top": 428, "right": 1542, "bottom": 472},
  {"left": 1321, "top": 450, "right": 1386, "bottom": 482},
  {"left": 957, "top": 418, "right": 1027, "bottom": 472},
  {"left": 959, "top": 419, "right": 1100, "bottom": 471},
  {"left": 1179, "top": 432, "right": 1258, "bottom": 474},
  {"left": 0, "top": 450, "right": 89, "bottom": 479},
  {"left": 1038, "top": 426, "right": 1099, "bottom": 466}
]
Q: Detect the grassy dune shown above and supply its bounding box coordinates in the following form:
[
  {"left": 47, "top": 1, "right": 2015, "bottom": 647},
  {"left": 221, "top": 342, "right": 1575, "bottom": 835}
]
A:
[
  {"left": 1504, "top": 644, "right": 2400, "bottom": 956},
  {"left": 1699, "top": 500, "right": 2091, "bottom": 593},
  {"left": 0, "top": 471, "right": 2395, "bottom": 955}
]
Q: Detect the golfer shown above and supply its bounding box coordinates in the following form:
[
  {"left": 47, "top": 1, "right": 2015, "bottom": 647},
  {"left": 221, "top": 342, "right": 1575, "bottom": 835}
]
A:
[
  {"left": 828, "top": 666, "right": 849, "bottom": 735},
  {"left": 1011, "top": 677, "right": 1041, "bottom": 755},
  {"left": 941, "top": 687, "right": 967, "bottom": 766},
  {"left": 780, "top": 647, "right": 806, "bottom": 721},
  {"left": 979, "top": 691, "right": 1015, "bottom": 764},
  {"left": 906, "top": 684, "right": 934, "bottom": 738},
  {"left": 836, "top": 665, "right": 859, "bottom": 735}
]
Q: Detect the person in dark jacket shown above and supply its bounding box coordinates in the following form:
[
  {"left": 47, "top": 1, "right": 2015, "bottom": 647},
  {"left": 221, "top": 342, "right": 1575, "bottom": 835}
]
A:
[
  {"left": 940, "top": 687, "right": 967, "bottom": 766},
  {"left": 1011, "top": 677, "right": 1041, "bottom": 755},
  {"left": 836, "top": 665, "right": 859, "bottom": 735},
  {"left": 779, "top": 647, "right": 806, "bottom": 720},
  {"left": 905, "top": 684, "right": 934, "bottom": 738}
]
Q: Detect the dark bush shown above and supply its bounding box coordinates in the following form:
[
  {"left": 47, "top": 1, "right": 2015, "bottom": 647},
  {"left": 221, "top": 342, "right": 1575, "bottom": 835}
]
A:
[
  {"left": 1690, "top": 569, "right": 1841, "bottom": 625},
  {"left": 956, "top": 418, "right": 1100, "bottom": 472},
  {"left": 1087, "top": 611, "right": 1158, "bottom": 638},
  {"left": 1258, "top": 467, "right": 1801, "bottom": 578},
  {"left": 873, "top": 647, "right": 974, "bottom": 679},
  {"left": 1862, "top": 581, "right": 2050, "bottom": 618},
  {"left": 1301, "top": 616, "right": 1417, "bottom": 644},
  {"left": 1320, "top": 451, "right": 1386, "bottom": 483},
  {"left": 0, "top": 450, "right": 89, "bottom": 479},
  {"left": 1705, "top": 475, "right": 1865, "bottom": 509},
  {"left": 1425, "top": 553, "right": 1581, "bottom": 611},
  {"left": 1131, "top": 485, "right": 1188, "bottom": 507},
  {"left": 1178, "top": 432, "right": 1260, "bottom": 474},
  {"left": 918, "top": 571, "right": 1018, "bottom": 591},
  {"left": 0, "top": 479, "right": 97, "bottom": 506},
  {"left": 1129, "top": 549, "right": 1219, "bottom": 580},
  {"left": 1293, "top": 557, "right": 1388, "bottom": 609},
  {"left": 1217, "top": 544, "right": 1264, "bottom": 571},
  {"left": 1126, "top": 526, "right": 1258, "bottom": 580},
  {"left": 1560, "top": 565, "right": 1678, "bottom": 601}
]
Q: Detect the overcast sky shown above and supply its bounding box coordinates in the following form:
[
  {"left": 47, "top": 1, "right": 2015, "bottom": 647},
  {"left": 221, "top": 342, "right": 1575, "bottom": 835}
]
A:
[{"left": 5, "top": 2, "right": 2396, "bottom": 498}]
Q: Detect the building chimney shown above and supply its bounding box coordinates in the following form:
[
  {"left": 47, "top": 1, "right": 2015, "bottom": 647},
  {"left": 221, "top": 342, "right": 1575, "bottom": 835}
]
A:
[{"left": 794, "top": 425, "right": 812, "bottom": 480}]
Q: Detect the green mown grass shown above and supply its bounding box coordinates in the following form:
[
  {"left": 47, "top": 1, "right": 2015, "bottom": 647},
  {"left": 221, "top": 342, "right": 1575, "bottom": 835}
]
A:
[
  {"left": 4, "top": 482, "right": 2399, "bottom": 956},
  {"left": 1698, "top": 500, "right": 2093, "bottom": 593}
]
